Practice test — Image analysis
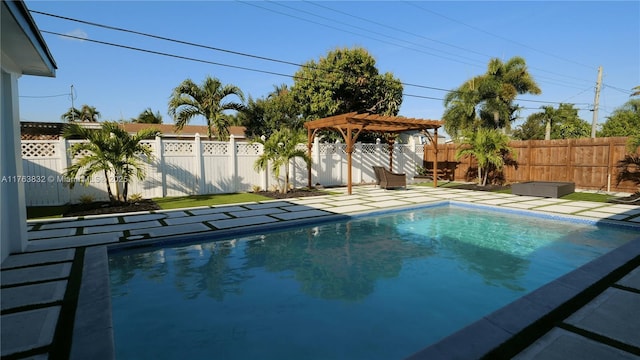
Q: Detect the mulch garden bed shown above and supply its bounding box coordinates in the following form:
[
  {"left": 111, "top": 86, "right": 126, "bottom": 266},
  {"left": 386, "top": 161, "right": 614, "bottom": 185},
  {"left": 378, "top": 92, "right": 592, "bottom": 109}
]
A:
[{"left": 63, "top": 199, "right": 162, "bottom": 217}]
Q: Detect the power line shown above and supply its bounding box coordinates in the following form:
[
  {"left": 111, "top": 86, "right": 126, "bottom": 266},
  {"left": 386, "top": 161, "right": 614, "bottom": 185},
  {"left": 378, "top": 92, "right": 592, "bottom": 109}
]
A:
[
  {"left": 561, "top": 87, "right": 595, "bottom": 103},
  {"left": 403, "top": 1, "right": 595, "bottom": 71},
  {"left": 304, "top": 0, "right": 492, "bottom": 60},
  {"left": 267, "top": 1, "right": 486, "bottom": 66},
  {"left": 32, "top": 6, "right": 606, "bottom": 114},
  {"left": 603, "top": 84, "right": 633, "bottom": 95},
  {"left": 249, "top": 1, "right": 598, "bottom": 88},
  {"left": 32, "top": 8, "right": 603, "bottom": 100},
  {"left": 33, "top": 9, "right": 473, "bottom": 94},
  {"left": 30, "top": 9, "right": 304, "bottom": 69},
  {"left": 43, "top": 30, "right": 581, "bottom": 109},
  {"left": 238, "top": 1, "right": 482, "bottom": 68},
  {"left": 20, "top": 93, "right": 70, "bottom": 98},
  {"left": 40, "top": 30, "right": 297, "bottom": 79},
  {"left": 34, "top": 8, "right": 480, "bottom": 89}
]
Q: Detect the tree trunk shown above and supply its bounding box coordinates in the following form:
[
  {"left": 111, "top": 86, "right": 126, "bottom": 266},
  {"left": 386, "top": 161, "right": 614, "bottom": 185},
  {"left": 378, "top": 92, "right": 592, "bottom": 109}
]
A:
[
  {"left": 545, "top": 119, "right": 551, "bottom": 140},
  {"left": 114, "top": 172, "right": 123, "bottom": 203},
  {"left": 103, "top": 169, "right": 114, "bottom": 203},
  {"left": 283, "top": 165, "right": 290, "bottom": 194},
  {"left": 123, "top": 181, "right": 129, "bottom": 203}
]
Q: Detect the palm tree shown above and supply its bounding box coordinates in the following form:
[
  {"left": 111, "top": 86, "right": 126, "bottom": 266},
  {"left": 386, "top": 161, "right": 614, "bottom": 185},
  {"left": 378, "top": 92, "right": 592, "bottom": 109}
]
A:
[
  {"left": 78, "top": 104, "right": 101, "bottom": 122},
  {"left": 443, "top": 79, "right": 481, "bottom": 137},
  {"left": 168, "top": 76, "right": 244, "bottom": 140},
  {"left": 253, "top": 128, "right": 311, "bottom": 194},
  {"left": 443, "top": 56, "right": 540, "bottom": 136},
  {"left": 61, "top": 107, "right": 82, "bottom": 122},
  {"left": 134, "top": 108, "right": 163, "bottom": 124},
  {"left": 455, "top": 128, "right": 516, "bottom": 186},
  {"left": 478, "top": 57, "right": 541, "bottom": 130},
  {"left": 527, "top": 105, "right": 555, "bottom": 140},
  {"left": 62, "top": 122, "right": 158, "bottom": 203},
  {"left": 631, "top": 85, "right": 640, "bottom": 97}
]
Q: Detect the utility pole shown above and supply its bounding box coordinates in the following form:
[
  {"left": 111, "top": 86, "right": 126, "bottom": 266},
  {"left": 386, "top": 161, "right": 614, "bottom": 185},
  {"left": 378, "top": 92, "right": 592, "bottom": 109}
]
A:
[
  {"left": 70, "top": 84, "right": 75, "bottom": 122},
  {"left": 591, "top": 66, "right": 603, "bottom": 138}
]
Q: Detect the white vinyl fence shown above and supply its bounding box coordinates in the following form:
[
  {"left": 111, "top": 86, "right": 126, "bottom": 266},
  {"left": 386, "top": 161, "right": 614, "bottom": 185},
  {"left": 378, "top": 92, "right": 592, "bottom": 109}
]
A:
[{"left": 21, "top": 135, "right": 425, "bottom": 206}]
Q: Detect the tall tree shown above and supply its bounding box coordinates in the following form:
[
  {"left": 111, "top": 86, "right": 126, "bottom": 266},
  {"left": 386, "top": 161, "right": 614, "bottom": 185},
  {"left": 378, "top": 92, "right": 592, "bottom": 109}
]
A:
[
  {"left": 61, "top": 104, "right": 100, "bottom": 122},
  {"left": 512, "top": 105, "right": 553, "bottom": 140},
  {"left": 62, "top": 122, "right": 158, "bottom": 203},
  {"left": 514, "top": 103, "right": 590, "bottom": 140},
  {"left": 61, "top": 107, "right": 81, "bottom": 122},
  {"left": 168, "top": 76, "right": 244, "bottom": 140},
  {"left": 79, "top": 105, "right": 100, "bottom": 122},
  {"left": 240, "top": 84, "right": 303, "bottom": 140},
  {"left": 133, "top": 108, "right": 163, "bottom": 124},
  {"left": 455, "top": 128, "right": 516, "bottom": 186},
  {"left": 631, "top": 85, "right": 640, "bottom": 97},
  {"left": 291, "top": 47, "right": 403, "bottom": 120},
  {"left": 253, "top": 128, "right": 311, "bottom": 194},
  {"left": 443, "top": 56, "right": 541, "bottom": 137},
  {"left": 599, "top": 98, "right": 640, "bottom": 138}
]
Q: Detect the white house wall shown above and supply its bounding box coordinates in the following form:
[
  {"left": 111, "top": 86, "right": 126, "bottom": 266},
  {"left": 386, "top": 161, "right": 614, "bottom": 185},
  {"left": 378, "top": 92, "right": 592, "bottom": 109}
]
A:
[{"left": 1, "top": 69, "right": 29, "bottom": 258}]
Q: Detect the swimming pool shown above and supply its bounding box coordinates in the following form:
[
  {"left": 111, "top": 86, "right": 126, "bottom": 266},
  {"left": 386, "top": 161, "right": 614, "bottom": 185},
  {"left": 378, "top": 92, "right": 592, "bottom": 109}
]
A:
[{"left": 108, "top": 204, "right": 639, "bottom": 359}]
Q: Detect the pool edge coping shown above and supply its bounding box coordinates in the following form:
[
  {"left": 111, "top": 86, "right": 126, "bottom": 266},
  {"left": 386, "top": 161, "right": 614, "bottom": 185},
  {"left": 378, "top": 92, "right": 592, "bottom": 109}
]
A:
[
  {"left": 405, "top": 239, "right": 640, "bottom": 359},
  {"left": 73, "top": 201, "right": 640, "bottom": 360}
]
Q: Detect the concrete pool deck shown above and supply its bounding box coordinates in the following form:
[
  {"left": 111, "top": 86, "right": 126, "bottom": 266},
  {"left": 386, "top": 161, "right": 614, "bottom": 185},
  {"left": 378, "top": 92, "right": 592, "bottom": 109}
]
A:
[{"left": 1, "top": 185, "right": 639, "bottom": 359}]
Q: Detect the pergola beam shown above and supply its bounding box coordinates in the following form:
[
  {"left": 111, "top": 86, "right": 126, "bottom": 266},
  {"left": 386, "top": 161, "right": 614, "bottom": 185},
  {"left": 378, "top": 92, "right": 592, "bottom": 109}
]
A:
[{"left": 305, "top": 112, "right": 443, "bottom": 194}]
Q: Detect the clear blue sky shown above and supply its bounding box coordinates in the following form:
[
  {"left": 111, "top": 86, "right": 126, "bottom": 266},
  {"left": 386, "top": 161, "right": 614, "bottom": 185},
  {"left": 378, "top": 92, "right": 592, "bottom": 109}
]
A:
[{"left": 19, "top": 1, "right": 640, "bottom": 137}]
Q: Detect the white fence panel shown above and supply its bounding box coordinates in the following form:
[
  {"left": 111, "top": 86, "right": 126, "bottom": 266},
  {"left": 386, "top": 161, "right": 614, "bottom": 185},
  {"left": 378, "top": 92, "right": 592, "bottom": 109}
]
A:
[
  {"left": 201, "top": 141, "right": 231, "bottom": 194},
  {"left": 162, "top": 140, "right": 197, "bottom": 197},
  {"left": 125, "top": 140, "right": 162, "bottom": 199},
  {"left": 359, "top": 143, "right": 381, "bottom": 184},
  {"left": 315, "top": 142, "right": 345, "bottom": 186},
  {"left": 21, "top": 140, "right": 68, "bottom": 206},
  {"left": 235, "top": 142, "right": 263, "bottom": 192},
  {"left": 21, "top": 137, "right": 426, "bottom": 206}
]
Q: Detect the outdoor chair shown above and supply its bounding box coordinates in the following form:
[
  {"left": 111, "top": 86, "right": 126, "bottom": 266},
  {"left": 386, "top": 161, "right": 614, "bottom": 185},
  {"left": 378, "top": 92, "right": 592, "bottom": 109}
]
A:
[{"left": 372, "top": 166, "right": 406, "bottom": 190}]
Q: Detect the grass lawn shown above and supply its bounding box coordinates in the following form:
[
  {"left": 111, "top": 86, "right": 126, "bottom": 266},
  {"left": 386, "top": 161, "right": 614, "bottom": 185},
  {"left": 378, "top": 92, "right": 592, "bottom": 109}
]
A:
[
  {"left": 152, "top": 193, "right": 273, "bottom": 210},
  {"left": 26, "top": 193, "right": 273, "bottom": 219},
  {"left": 413, "top": 181, "right": 465, "bottom": 188},
  {"left": 26, "top": 186, "right": 617, "bottom": 219},
  {"left": 559, "top": 192, "right": 612, "bottom": 202}
]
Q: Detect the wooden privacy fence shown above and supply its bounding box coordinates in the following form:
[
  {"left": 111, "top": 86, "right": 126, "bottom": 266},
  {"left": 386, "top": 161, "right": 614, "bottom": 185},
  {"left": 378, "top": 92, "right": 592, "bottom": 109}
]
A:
[{"left": 424, "top": 137, "right": 638, "bottom": 193}]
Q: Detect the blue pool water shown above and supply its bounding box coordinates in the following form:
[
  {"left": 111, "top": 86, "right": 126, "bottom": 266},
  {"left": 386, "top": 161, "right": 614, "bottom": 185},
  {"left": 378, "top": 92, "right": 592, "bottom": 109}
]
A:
[{"left": 109, "top": 205, "right": 639, "bottom": 359}]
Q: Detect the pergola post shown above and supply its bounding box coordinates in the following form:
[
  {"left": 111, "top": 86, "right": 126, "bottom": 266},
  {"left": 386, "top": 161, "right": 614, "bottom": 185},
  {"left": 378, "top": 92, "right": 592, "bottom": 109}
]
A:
[
  {"left": 433, "top": 128, "right": 439, "bottom": 188},
  {"left": 307, "top": 127, "right": 313, "bottom": 189},
  {"left": 346, "top": 127, "right": 354, "bottom": 195}
]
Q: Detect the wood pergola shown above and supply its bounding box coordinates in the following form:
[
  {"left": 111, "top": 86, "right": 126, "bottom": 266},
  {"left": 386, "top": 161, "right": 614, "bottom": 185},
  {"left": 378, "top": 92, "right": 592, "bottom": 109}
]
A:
[{"left": 304, "top": 112, "right": 443, "bottom": 195}]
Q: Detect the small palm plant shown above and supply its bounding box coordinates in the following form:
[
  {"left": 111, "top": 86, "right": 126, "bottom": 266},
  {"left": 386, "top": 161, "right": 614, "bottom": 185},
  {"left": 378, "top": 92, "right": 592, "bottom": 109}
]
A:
[
  {"left": 253, "top": 128, "right": 311, "bottom": 194},
  {"left": 455, "top": 128, "right": 517, "bottom": 186},
  {"left": 63, "top": 122, "right": 159, "bottom": 203}
]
